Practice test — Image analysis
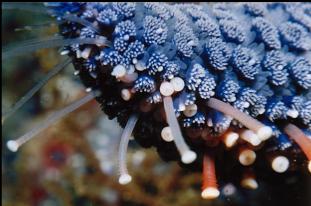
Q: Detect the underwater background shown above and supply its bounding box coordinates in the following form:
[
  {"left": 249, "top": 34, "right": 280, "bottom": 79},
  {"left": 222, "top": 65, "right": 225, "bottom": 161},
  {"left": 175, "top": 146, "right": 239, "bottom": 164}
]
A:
[{"left": 2, "top": 3, "right": 311, "bottom": 206}]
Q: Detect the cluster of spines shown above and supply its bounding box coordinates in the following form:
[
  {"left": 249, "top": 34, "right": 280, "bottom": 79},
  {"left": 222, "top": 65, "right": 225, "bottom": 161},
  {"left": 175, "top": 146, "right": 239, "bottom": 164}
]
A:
[
  {"left": 262, "top": 50, "right": 288, "bottom": 86},
  {"left": 161, "top": 62, "right": 180, "bottom": 81},
  {"left": 204, "top": 38, "right": 231, "bottom": 71},
  {"left": 284, "top": 3, "right": 311, "bottom": 31},
  {"left": 231, "top": 46, "right": 260, "bottom": 80},
  {"left": 144, "top": 2, "right": 173, "bottom": 21},
  {"left": 237, "top": 88, "right": 266, "bottom": 117},
  {"left": 174, "top": 24, "right": 198, "bottom": 57},
  {"left": 143, "top": 16, "right": 168, "bottom": 45},
  {"left": 133, "top": 75, "right": 156, "bottom": 93},
  {"left": 300, "top": 101, "right": 311, "bottom": 129},
  {"left": 39, "top": 2, "right": 311, "bottom": 199},
  {"left": 51, "top": 1, "right": 311, "bottom": 144},
  {"left": 97, "top": 49, "right": 123, "bottom": 67},
  {"left": 279, "top": 22, "right": 310, "bottom": 51},
  {"left": 198, "top": 75, "right": 217, "bottom": 100},
  {"left": 252, "top": 17, "right": 281, "bottom": 50},
  {"left": 216, "top": 79, "right": 240, "bottom": 103},
  {"left": 183, "top": 112, "right": 206, "bottom": 128},
  {"left": 218, "top": 18, "right": 246, "bottom": 44},
  {"left": 114, "top": 20, "right": 136, "bottom": 40},
  {"left": 195, "top": 18, "right": 221, "bottom": 38},
  {"left": 244, "top": 3, "right": 267, "bottom": 17},
  {"left": 212, "top": 6, "right": 246, "bottom": 44},
  {"left": 265, "top": 100, "right": 288, "bottom": 121},
  {"left": 288, "top": 57, "right": 311, "bottom": 90},
  {"left": 146, "top": 52, "right": 168, "bottom": 75},
  {"left": 186, "top": 64, "right": 207, "bottom": 91}
]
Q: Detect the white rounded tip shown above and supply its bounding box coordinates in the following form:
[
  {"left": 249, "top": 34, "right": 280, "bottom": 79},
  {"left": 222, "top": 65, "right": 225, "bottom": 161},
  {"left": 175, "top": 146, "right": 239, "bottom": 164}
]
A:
[
  {"left": 239, "top": 149, "right": 256, "bottom": 166},
  {"left": 118, "top": 174, "right": 132, "bottom": 185},
  {"left": 243, "top": 101, "right": 250, "bottom": 108},
  {"left": 156, "top": 28, "right": 163, "bottom": 34},
  {"left": 170, "top": 77, "right": 185, "bottom": 92},
  {"left": 160, "top": 82, "right": 174, "bottom": 96},
  {"left": 179, "top": 104, "right": 186, "bottom": 112},
  {"left": 60, "top": 50, "right": 69, "bottom": 55},
  {"left": 222, "top": 184, "right": 236, "bottom": 196},
  {"left": 308, "top": 161, "right": 311, "bottom": 173},
  {"left": 7, "top": 140, "right": 19, "bottom": 152},
  {"left": 81, "top": 47, "right": 91, "bottom": 59},
  {"left": 183, "top": 104, "right": 198, "bottom": 117},
  {"left": 187, "top": 40, "right": 195, "bottom": 47},
  {"left": 132, "top": 58, "right": 138, "bottom": 64},
  {"left": 241, "top": 178, "right": 258, "bottom": 190},
  {"left": 224, "top": 132, "right": 239, "bottom": 148},
  {"left": 135, "top": 61, "right": 146, "bottom": 71},
  {"left": 287, "top": 109, "right": 299, "bottom": 118},
  {"left": 112, "top": 65, "right": 126, "bottom": 78},
  {"left": 181, "top": 150, "right": 197, "bottom": 164},
  {"left": 128, "top": 65, "right": 135, "bottom": 74},
  {"left": 158, "top": 66, "right": 164, "bottom": 72},
  {"left": 241, "top": 130, "right": 261, "bottom": 146},
  {"left": 123, "top": 34, "right": 130, "bottom": 41},
  {"left": 121, "top": 89, "right": 131, "bottom": 101},
  {"left": 251, "top": 138, "right": 261, "bottom": 146},
  {"left": 258, "top": 108, "right": 265, "bottom": 115},
  {"left": 256, "top": 126, "right": 273, "bottom": 141},
  {"left": 201, "top": 187, "right": 220, "bottom": 199},
  {"left": 271, "top": 156, "right": 289, "bottom": 173},
  {"left": 85, "top": 87, "right": 92, "bottom": 92},
  {"left": 161, "top": 127, "right": 174, "bottom": 142}
]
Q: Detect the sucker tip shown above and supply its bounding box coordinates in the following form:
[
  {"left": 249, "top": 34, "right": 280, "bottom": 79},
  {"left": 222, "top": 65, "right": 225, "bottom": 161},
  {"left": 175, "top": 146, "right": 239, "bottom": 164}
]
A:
[
  {"left": 7, "top": 140, "right": 19, "bottom": 152},
  {"left": 181, "top": 150, "right": 197, "bottom": 164},
  {"left": 118, "top": 174, "right": 132, "bottom": 185},
  {"left": 241, "top": 178, "right": 258, "bottom": 190},
  {"left": 239, "top": 149, "right": 256, "bottom": 166},
  {"left": 201, "top": 187, "right": 220, "bottom": 199},
  {"left": 256, "top": 126, "right": 273, "bottom": 141},
  {"left": 271, "top": 156, "right": 289, "bottom": 173}
]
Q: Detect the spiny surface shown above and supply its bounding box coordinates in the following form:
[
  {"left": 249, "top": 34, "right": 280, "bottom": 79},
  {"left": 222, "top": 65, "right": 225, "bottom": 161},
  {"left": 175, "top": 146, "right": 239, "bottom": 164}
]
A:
[{"left": 47, "top": 2, "right": 311, "bottom": 187}]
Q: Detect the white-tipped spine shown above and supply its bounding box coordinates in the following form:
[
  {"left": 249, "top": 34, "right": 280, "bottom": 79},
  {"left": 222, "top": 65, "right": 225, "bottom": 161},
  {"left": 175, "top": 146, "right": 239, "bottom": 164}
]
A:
[
  {"left": 7, "top": 140, "right": 19, "bottom": 152},
  {"left": 6, "top": 92, "right": 96, "bottom": 152},
  {"left": 163, "top": 96, "right": 197, "bottom": 164},
  {"left": 2, "top": 58, "right": 71, "bottom": 122},
  {"left": 119, "top": 174, "right": 132, "bottom": 185},
  {"left": 118, "top": 115, "right": 139, "bottom": 185},
  {"left": 207, "top": 98, "right": 273, "bottom": 140}
]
